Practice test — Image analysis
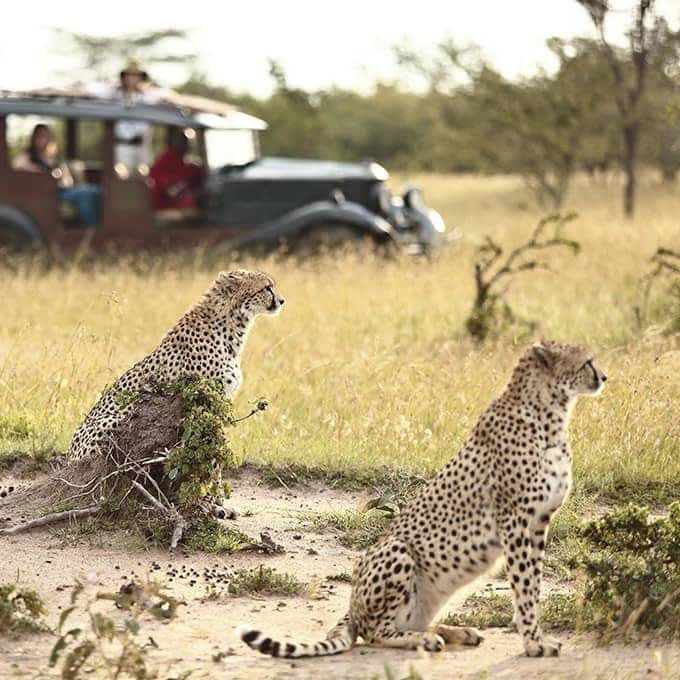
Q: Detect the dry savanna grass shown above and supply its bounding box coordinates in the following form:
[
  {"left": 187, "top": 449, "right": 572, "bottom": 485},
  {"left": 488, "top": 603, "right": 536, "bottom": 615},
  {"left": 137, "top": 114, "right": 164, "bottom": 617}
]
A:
[{"left": 0, "top": 173, "right": 678, "bottom": 505}]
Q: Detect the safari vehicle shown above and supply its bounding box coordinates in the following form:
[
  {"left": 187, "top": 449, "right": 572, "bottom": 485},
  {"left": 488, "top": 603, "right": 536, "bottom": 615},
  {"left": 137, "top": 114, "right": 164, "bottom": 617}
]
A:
[{"left": 0, "top": 90, "right": 447, "bottom": 255}]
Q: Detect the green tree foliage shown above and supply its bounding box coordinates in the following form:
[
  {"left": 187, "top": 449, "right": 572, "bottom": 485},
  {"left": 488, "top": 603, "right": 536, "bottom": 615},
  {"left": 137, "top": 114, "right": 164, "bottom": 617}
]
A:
[
  {"left": 52, "top": 28, "right": 197, "bottom": 85},
  {"left": 576, "top": 0, "right": 680, "bottom": 215},
  {"left": 53, "top": 24, "right": 674, "bottom": 214},
  {"left": 469, "top": 39, "right": 620, "bottom": 207},
  {"left": 181, "top": 34, "right": 673, "bottom": 206}
]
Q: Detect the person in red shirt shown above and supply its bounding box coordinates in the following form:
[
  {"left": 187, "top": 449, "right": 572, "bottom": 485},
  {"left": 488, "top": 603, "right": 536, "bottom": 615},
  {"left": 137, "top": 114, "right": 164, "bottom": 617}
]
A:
[{"left": 149, "top": 128, "right": 205, "bottom": 210}]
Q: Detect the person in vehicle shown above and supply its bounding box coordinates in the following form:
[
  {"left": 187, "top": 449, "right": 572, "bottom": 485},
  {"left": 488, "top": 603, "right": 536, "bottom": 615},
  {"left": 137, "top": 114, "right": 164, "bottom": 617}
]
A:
[
  {"left": 13, "top": 124, "right": 101, "bottom": 228},
  {"left": 148, "top": 127, "right": 205, "bottom": 211},
  {"left": 87, "top": 60, "right": 167, "bottom": 171}
]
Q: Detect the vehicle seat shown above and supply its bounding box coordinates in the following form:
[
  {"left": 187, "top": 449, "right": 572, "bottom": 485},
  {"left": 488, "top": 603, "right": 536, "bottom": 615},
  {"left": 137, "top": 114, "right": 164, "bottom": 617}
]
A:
[{"left": 154, "top": 207, "right": 203, "bottom": 225}]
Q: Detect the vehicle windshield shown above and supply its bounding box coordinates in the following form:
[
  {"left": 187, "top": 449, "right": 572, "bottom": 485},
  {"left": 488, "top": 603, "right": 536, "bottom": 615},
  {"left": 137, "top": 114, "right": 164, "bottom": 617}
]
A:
[{"left": 205, "top": 129, "right": 258, "bottom": 169}]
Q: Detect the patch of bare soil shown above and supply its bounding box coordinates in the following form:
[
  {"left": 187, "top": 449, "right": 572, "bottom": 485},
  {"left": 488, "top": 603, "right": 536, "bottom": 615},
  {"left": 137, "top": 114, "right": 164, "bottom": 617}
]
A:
[{"left": 1, "top": 470, "right": 678, "bottom": 679}]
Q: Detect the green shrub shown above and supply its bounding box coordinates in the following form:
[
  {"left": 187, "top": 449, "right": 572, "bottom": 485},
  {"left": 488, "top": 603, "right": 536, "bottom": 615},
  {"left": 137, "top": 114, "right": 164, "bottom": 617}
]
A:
[
  {"left": 300, "top": 508, "right": 392, "bottom": 549},
  {"left": 163, "top": 376, "right": 239, "bottom": 505},
  {"left": 182, "top": 517, "right": 251, "bottom": 553},
  {"left": 574, "top": 502, "right": 680, "bottom": 637},
  {"left": 227, "top": 566, "right": 306, "bottom": 597},
  {"left": 50, "top": 579, "right": 181, "bottom": 679},
  {"left": 0, "top": 584, "right": 47, "bottom": 636}
]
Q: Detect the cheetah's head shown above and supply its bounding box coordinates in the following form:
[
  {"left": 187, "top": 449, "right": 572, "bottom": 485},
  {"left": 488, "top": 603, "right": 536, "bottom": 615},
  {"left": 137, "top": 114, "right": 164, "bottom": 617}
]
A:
[
  {"left": 210, "top": 269, "right": 285, "bottom": 317},
  {"left": 530, "top": 340, "right": 607, "bottom": 398}
]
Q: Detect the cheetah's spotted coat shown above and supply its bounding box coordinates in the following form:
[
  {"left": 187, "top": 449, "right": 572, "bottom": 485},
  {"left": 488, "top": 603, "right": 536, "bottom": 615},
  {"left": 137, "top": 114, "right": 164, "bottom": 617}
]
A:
[
  {"left": 239, "top": 341, "right": 606, "bottom": 658},
  {"left": 66, "top": 270, "right": 284, "bottom": 463}
]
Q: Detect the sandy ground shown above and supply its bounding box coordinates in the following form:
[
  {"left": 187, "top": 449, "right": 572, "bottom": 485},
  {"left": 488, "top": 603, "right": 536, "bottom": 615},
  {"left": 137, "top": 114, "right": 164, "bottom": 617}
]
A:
[{"left": 1, "top": 471, "right": 679, "bottom": 680}]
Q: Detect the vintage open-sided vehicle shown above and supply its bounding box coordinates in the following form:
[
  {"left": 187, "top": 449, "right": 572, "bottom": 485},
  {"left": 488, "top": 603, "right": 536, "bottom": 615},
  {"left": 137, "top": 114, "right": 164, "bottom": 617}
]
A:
[{"left": 0, "top": 90, "right": 448, "bottom": 255}]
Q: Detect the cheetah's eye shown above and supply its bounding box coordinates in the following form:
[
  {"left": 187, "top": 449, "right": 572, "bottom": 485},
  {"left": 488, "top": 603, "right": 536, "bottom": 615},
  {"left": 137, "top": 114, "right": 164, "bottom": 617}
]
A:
[{"left": 580, "top": 359, "right": 597, "bottom": 380}]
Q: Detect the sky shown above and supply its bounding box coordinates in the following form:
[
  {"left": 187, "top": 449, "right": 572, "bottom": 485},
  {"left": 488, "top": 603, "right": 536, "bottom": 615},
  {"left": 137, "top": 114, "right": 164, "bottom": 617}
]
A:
[{"left": 1, "top": 0, "right": 679, "bottom": 97}]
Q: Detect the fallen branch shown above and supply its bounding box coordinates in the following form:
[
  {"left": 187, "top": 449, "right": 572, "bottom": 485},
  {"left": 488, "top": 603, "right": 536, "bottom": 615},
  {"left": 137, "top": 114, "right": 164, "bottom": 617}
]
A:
[{"left": 0, "top": 505, "right": 100, "bottom": 536}]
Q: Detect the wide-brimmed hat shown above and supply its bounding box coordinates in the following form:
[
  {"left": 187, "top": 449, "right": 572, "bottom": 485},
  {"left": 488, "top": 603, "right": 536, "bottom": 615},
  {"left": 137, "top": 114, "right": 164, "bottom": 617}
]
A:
[{"left": 120, "top": 60, "right": 149, "bottom": 81}]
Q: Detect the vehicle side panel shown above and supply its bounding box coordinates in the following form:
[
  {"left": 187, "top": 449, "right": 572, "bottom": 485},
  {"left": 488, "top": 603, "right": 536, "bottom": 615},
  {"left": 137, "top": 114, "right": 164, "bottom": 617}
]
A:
[{"left": 208, "top": 175, "right": 377, "bottom": 226}]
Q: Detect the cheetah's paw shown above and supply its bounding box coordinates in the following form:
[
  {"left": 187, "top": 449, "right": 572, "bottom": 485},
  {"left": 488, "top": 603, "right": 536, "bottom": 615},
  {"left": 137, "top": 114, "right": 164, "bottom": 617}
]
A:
[
  {"left": 435, "top": 624, "right": 483, "bottom": 646},
  {"left": 421, "top": 632, "right": 445, "bottom": 652},
  {"left": 525, "top": 637, "right": 561, "bottom": 657}
]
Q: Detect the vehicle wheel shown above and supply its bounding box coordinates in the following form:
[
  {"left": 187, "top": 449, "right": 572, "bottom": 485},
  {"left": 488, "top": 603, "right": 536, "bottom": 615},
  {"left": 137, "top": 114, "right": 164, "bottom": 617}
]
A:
[
  {"left": 289, "top": 222, "right": 376, "bottom": 256},
  {"left": 0, "top": 207, "right": 43, "bottom": 254}
]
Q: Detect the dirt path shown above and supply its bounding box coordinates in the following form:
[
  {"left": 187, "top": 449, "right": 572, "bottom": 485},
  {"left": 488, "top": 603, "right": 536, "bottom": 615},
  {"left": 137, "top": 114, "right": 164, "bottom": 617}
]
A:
[{"left": 1, "top": 472, "right": 678, "bottom": 679}]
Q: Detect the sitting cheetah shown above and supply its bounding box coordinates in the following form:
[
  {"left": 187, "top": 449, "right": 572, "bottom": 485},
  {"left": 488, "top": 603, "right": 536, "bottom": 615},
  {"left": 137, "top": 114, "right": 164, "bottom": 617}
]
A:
[
  {"left": 238, "top": 341, "right": 606, "bottom": 658},
  {"left": 67, "top": 269, "right": 284, "bottom": 463}
]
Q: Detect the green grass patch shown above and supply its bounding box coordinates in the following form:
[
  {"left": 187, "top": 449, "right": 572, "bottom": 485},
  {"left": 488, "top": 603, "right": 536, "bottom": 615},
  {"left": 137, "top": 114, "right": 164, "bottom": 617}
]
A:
[
  {"left": 0, "top": 584, "right": 48, "bottom": 636},
  {"left": 442, "top": 591, "right": 578, "bottom": 631},
  {"left": 255, "top": 459, "right": 680, "bottom": 511},
  {"left": 300, "top": 508, "right": 392, "bottom": 549},
  {"left": 226, "top": 566, "right": 307, "bottom": 597},
  {"left": 182, "top": 518, "right": 252, "bottom": 553},
  {"left": 326, "top": 572, "right": 352, "bottom": 583},
  {"left": 0, "top": 414, "right": 37, "bottom": 441},
  {"left": 256, "top": 461, "right": 427, "bottom": 497}
]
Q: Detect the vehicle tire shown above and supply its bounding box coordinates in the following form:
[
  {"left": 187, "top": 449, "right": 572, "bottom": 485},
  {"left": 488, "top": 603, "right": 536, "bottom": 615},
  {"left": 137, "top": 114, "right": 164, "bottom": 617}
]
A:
[
  {"left": 0, "top": 206, "right": 44, "bottom": 254},
  {"left": 289, "top": 222, "right": 376, "bottom": 256}
]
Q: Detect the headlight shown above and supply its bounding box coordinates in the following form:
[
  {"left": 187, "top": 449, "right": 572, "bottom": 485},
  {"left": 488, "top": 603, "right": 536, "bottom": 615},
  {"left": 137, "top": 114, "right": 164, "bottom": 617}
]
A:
[
  {"left": 427, "top": 209, "right": 446, "bottom": 233},
  {"left": 402, "top": 186, "right": 423, "bottom": 210},
  {"left": 370, "top": 184, "right": 392, "bottom": 216}
]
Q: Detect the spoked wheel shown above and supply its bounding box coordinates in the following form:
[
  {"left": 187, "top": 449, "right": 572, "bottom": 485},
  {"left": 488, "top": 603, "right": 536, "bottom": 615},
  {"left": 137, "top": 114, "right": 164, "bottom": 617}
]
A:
[
  {"left": 0, "top": 210, "right": 43, "bottom": 256},
  {"left": 0, "top": 223, "right": 35, "bottom": 255}
]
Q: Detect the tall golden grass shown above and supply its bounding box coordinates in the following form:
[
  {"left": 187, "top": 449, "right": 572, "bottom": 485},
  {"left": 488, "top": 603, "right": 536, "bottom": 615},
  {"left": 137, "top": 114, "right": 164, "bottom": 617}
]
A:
[{"left": 0, "top": 173, "right": 677, "bottom": 501}]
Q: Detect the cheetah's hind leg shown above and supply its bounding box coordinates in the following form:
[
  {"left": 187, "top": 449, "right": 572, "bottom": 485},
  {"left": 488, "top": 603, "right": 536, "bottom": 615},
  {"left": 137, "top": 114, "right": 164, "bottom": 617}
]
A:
[
  {"left": 360, "top": 539, "right": 444, "bottom": 652},
  {"left": 434, "top": 624, "right": 483, "bottom": 646}
]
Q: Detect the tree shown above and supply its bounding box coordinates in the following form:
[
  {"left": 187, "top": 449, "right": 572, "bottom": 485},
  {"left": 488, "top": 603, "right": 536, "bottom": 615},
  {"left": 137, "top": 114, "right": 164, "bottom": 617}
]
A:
[
  {"left": 464, "top": 47, "right": 613, "bottom": 209},
  {"left": 52, "top": 28, "right": 197, "bottom": 85},
  {"left": 576, "top": 0, "right": 679, "bottom": 216}
]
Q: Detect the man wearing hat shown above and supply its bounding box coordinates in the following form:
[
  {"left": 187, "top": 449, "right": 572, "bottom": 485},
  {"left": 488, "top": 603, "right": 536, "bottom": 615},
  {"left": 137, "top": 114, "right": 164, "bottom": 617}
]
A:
[{"left": 87, "top": 60, "right": 167, "bottom": 171}]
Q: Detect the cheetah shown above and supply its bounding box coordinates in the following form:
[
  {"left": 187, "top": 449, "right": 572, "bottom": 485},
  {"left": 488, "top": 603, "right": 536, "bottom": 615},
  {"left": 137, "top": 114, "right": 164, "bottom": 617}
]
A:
[
  {"left": 238, "top": 341, "right": 606, "bottom": 658},
  {"left": 67, "top": 269, "right": 284, "bottom": 464}
]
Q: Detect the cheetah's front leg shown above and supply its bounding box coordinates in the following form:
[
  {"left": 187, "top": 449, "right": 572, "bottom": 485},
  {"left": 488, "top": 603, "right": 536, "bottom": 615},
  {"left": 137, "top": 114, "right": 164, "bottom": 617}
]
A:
[{"left": 498, "top": 514, "right": 560, "bottom": 657}]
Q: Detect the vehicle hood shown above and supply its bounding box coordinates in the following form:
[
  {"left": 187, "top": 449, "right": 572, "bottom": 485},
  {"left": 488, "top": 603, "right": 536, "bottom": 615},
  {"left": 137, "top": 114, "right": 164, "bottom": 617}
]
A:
[{"left": 225, "top": 157, "right": 389, "bottom": 181}]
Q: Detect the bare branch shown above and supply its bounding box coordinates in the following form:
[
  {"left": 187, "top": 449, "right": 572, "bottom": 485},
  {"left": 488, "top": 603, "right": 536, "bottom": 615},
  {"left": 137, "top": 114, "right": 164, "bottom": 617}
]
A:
[
  {"left": 0, "top": 506, "right": 100, "bottom": 536},
  {"left": 466, "top": 214, "right": 580, "bottom": 341}
]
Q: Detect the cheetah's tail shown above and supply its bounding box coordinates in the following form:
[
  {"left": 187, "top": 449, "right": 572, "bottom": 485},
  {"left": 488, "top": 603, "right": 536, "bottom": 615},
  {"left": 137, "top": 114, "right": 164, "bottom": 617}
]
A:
[{"left": 236, "top": 622, "right": 355, "bottom": 658}]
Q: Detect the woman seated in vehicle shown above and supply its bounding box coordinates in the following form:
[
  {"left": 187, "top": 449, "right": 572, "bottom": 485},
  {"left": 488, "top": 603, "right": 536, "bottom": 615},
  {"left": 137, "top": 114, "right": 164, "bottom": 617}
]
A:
[
  {"left": 13, "top": 124, "right": 101, "bottom": 228},
  {"left": 148, "top": 127, "right": 205, "bottom": 212}
]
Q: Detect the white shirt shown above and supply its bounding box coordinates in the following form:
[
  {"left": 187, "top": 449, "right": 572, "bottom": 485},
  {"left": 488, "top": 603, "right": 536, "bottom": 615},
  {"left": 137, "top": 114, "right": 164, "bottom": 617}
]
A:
[{"left": 85, "top": 82, "right": 169, "bottom": 142}]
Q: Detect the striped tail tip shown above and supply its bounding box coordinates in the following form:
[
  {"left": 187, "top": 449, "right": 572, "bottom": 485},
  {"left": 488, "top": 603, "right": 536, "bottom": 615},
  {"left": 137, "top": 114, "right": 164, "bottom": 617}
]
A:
[
  {"left": 237, "top": 624, "right": 285, "bottom": 657},
  {"left": 236, "top": 623, "right": 353, "bottom": 658}
]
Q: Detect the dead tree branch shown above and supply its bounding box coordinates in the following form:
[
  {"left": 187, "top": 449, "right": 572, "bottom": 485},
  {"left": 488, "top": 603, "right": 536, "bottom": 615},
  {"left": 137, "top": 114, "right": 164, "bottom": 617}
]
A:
[{"left": 466, "top": 213, "right": 580, "bottom": 342}]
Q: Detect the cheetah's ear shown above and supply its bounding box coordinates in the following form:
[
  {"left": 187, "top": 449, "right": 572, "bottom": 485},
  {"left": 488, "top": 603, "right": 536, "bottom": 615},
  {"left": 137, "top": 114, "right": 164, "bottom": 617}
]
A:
[
  {"left": 532, "top": 342, "right": 557, "bottom": 370},
  {"left": 216, "top": 271, "right": 243, "bottom": 298}
]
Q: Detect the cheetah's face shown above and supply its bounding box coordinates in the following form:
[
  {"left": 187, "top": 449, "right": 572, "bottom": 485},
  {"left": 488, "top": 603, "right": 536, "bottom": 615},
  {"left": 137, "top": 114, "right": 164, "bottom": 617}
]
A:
[
  {"left": 210, "top": 269, "right": 284, "bottom": 317},
  {"left": 532, "top": 341, "right": 607, "bottom": 397},
  {"left": 565, "top": 355, "right": 607, "bottom": 396},
  {"left": 243, "top": 283, "right": 285, "bottom": 317}
]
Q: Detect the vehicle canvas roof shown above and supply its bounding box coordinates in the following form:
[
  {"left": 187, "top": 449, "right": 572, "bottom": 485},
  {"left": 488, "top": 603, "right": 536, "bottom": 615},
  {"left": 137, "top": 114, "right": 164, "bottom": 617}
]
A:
[{"left": 0, "top": 88, "right": 267, "bottom": 131}]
